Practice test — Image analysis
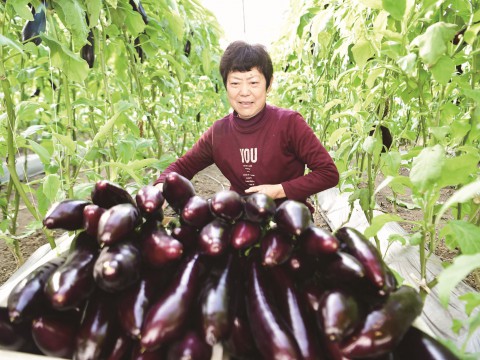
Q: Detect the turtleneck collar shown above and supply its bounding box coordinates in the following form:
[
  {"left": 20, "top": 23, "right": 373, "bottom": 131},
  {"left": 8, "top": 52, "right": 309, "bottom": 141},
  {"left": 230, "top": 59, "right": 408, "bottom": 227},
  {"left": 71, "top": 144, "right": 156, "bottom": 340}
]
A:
[{"left": 231, "top": 104, "right": 268, "bottom": 133}]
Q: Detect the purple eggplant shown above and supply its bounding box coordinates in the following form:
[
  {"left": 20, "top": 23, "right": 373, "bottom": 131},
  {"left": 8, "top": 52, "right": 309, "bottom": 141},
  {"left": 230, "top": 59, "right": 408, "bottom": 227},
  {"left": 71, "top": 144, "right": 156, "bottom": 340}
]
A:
[
  {"left": 105, "top": 332, "right": 133, "bottom": 360},
  {"left": 83, "top": 204, "right": 106, "bottom": 237},
  {"left": 260, "top": 227, "right": 294, "bottom": 266},
  {"left": 245, "top": 254, "right": 302, "bottom": 359},
  {"left": 7, "top": 257, "right": 65, "bottom": 323},
  {"left": 341, "top": 285, "right": 423, "bottom": 358},
  {"left": 171, "top": 222, "right": 200, "bottom": 253},
  {"left": 22, "top": 4, "right": 46, "bottom": 45},
  {"left": 300, "top": 225, "right": 339, "bottom": 256},
  {"left": 91, "top": 180, "right": 136, "bottom": 209},
  {"left": 141, "top": 226, "right": 184, "bottom": 267},
  {"left": 181, "top": 195, "right": 214, "bottom": 229},
  {"left": 45, "top": 232, "right": 99, "bottom": 310},
  {"left": 162, "top": 171, "right": 196, "bottom": 213},
  {"left": 222, "top": 310, "right": 262, "bottom": 360},
  {"left": 135, "top": 185, "right": 165, "bottom": 221},
  {"left": 393, "top": 326, "right": 459, "bottom": 360},
  {"left": 140, "top": 254, "right": 203, "bottom": 351},
  {"left": 93, "top": 240, "right": 142, "bottom": 292},
  {"left": 166, "top": 329, "right": 213, "bottom": 360},
  {"left": 301, "top": 280, "right": 327, "bottom": 313},
  {"left": 335, "top": 227, "right": 387, "bottom": 290},
  {"left": 321, "top": 251, "right": 366, "bottom": 285},
  {"left": 97, "top": 203, "right": 141, "bottom": 246},
  {"left": 243, "top": 192, "right": 276, "bottom": 224},
  {"left": 269, "top": 265, "right": 324, "bottom": 360},
  {"left": 274, "top": 199, "right": 312, "bottom": 236},
  {"left": 230, "top": 220, "right": 262, "bottom": 250},
  {"left": 286, "top": 249, "right": 318, "bottom": 282},
  {"left": 316, "top": 290, "right": 361, "bottom": 343},
  {"left": 31, "top": 310, "right": 80, "bottom": 358},
  {"left": 0, "top": 307, "right": 34, "bottom": 351},
  {"left": 201, "top": 253, "right": 237, "bottom": 345},
  {"left": 209, "top": 190, "right": 244, "bottom": 223},
  {"left": 129, "top": 0, "right": 149, "bottom": 24},
  {"left": 131, "top": 342, "right": 166, "bottom": 359},
  {"left": 74, "top": 290, "right": 118, "bottom": 360},
  {"left": 199, "top": 218, "right": 231, "bottom": 256},
  {"left": 43, "top": 199, "right": 90, "bottom": 230}
]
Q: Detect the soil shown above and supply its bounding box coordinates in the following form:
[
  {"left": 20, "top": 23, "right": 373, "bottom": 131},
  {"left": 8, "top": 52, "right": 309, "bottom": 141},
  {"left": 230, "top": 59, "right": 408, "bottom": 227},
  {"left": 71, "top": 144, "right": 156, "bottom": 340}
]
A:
[{"left": 0, "top": 165, "right": 476, "bottom": 291}]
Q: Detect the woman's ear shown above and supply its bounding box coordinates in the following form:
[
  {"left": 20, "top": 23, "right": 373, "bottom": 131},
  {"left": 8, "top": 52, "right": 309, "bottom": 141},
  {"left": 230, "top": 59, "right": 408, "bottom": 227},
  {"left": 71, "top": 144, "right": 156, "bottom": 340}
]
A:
[{"left": 267, "top": 76, "right": 274, "bottom": 92}]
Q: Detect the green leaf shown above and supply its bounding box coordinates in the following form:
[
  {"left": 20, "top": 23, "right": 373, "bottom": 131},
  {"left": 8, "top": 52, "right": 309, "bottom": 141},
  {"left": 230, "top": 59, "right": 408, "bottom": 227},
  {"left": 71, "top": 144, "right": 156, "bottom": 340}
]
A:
[
  {"left": 40, "top": 34, "right": 89, "bottom": 83},
  {"left": 52, "top": 133, "right": 77, "bottom": 156},
  {"left": 52, "top": 0, "right": 89, "bottom": 46},
  {"left": 430, "top": 55, "right": 455, "bottom": 85},
  {"left": 438, "top": 153, "right": 479, "bottom": 188},
  {"left": 43, "top": 174, "right": 61, "bottom": 202},
  {"left": 9, "top": 0, "right": 33, "bottom": 21},
  {"left": 397, "top": 53, "right": 417, "bottom": 77},
  {"left": 441, "top": 221, "right": 480, "bottom": 255},
  {"left": 461, "top": 87, "right": 480, "bottom": 104},
  {"left": 365, "top": 213, "right": 405, "bottom": 238},
  {"left": 464, "top": 23, "right": 480, "bottom": 45},
  {"left": 410, "top": 145, "right": 445, "bottom": 192},
  {"left": 459, "top": 292, "right": 480, "bottom": 315},
  {"left": 411, "top": 22, "right": 458, "bottom": 67},
  {"left": 85, "top": 0, "right": 102, "bottom": 27},
  {"left": 357, "top": 0, "right": 383, "bottom": 9},
  {"left": 351, "top": 40, "right": 375, "bottom": 68},
  {"left": 382, "top": 0, "right": 406, "bottom": 21},
  {"left": 362, "top": 136, "right": 376, "bottom": 155},
  {"left": 437, "top": 179, "right": 480, "bottom": 224},
  {"left": 28, "top": 140, "right": 51, "bottom": 164},
  {"left": 202, "top": 47, "right": 212, "bottom": 75},
  {"left": 381, "top": 150, "right": 402, "bottom": 176},
  {"left": 437, "top": 254, "right": 480, "bottom": 307},
  {"left": 0, "top": 34, "right": 25, "bottom": 55}
]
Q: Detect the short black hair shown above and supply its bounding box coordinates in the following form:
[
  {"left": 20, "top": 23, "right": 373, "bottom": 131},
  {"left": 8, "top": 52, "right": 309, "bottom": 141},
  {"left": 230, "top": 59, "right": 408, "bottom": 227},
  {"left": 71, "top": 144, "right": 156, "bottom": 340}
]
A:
[{"left": 220, "top": 41, "right": 273, "bottom": 90}]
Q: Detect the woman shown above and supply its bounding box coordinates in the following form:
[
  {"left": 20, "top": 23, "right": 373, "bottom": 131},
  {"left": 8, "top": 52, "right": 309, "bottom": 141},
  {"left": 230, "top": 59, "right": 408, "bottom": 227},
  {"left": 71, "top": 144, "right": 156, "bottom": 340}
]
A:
[{"left": 154, "top": 41, "right": 339, "bottom": 213}]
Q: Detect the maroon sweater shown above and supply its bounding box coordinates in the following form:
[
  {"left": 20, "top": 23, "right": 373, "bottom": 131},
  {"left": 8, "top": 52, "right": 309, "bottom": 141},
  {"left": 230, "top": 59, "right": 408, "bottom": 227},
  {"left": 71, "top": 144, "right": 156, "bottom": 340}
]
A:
[{"left": 155, "top": 104, "right": 339, "bottom": 211}]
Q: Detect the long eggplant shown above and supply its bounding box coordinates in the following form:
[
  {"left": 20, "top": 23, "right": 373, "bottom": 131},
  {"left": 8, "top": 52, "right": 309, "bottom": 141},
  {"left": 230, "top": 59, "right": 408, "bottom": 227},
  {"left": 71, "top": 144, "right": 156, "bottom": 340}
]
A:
[
  {"left": 97, "top": 203, "right": 141, "bottom": 246},
  {"left": 243, "top": 192, "right": 276, "bottom": 224},
  {"left": 269, "top": 265, "right": 324, "bottom": 360},
  {"left": 341, "top": 285, "right": 423, "bottom": 358},
  {"left": 0, "top": 307, "right": 35, "bottom": 351},
  {"left": 43, "top": 199, "right": 90, "bottom": 230},
  {"left": 140, "top": 225, "right": 183, "bottom": 267},
  {"left": 300, "top": 225, "right": 339, "bottom": 256},
  {"left": 83, "top": 204, "right": 106, "bottom": 237},
  {"left": 261, "top": 227, "right": 294, "bottom": 266},
  {"left": 7, "top": 257, "right": 65, "bottom": 323},
  {"left": 22, "top": 3, "right": 46, "bottom": 45},
  {"left": 335, "top": 227, "right": 388, "bottom": 290},
  {"left": 274, "top": 199, "right": 312, "bottom": 236},
  {"left": 135, "top": 185, "right": 165, "bottom": 221},
  {"left": 321, "top": 251, "right": 366, "bottom": 285},
  {"left": 171, "top": 222, "right": 200, "bottom": 254},
  {"left": 105, "top": 332, "right": 133, "bottom": 360},
  {"left": 181, "top": 195, "right": 213, "bottom": 229},
  {"left": 45, "top": 232, "right": 99, "bottom": 310},
  {"left": 93, "top": 240, "right": 142, "bottom": 292},
  {"left": 166, "top": 329, "right": 213, "bottom": 360},
  {"left": 31, "top": 310, "right": 80, "bottom": 358},
  {"left": 140, "top": 253, "right": 203, "bottom": 351},
  {"left": 199, "top": 218, "right": 231, "bottom": 256},
  {"left": 201, "top": 253, "right": 237, "bottom": 346},
  {"left": 91, "top": 180, "right": 136, "bottom": 209},
  {"left": 230, "top": 219, "right": 262, "bottom": 250},
  {"left": 162, "top": 171, "right": 196, "bottom": 213},
  {"left": 286, "top": 249, "right": 319, "bottom": 283},
  {"left": 392, "top": 325, "right": 460, "bottom": 360},
  {"left": 209, "top": 190, "right": 244, "bottom": 223},
  {"left": 80, "top": 29, "right": 95, "bottom": 68},
  {"left": 245, "top": 254, "right": 302, "bottom": 359}
]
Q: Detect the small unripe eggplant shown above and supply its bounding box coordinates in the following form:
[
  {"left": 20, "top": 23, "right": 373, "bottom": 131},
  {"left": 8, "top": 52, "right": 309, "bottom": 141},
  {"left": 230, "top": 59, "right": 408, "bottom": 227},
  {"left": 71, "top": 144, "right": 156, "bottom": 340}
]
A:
[
  {"left": 91, "top": 180, "right": 136, "bottom": 209},
  {"left": 209, "top": 190, "right": 244, "bottom": 223},
  {"left": 274, "top": 200, "right": 312, "bottom": 236},
  {"left": 243, "top": 192, "right": 276, "bottom": 224},
  {"left": 162, "top": 172, "right": 196, "bottom": 213},
  {"left": 43, "top": 199, "right": 90, "bottom": 230}
]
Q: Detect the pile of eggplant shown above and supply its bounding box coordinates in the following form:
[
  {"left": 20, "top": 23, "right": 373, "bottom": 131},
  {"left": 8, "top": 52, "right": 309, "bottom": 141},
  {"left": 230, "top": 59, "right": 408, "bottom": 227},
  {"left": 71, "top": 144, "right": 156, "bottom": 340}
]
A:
[{"left": 0, "top": 172, "right": 459, "bottom": 359}]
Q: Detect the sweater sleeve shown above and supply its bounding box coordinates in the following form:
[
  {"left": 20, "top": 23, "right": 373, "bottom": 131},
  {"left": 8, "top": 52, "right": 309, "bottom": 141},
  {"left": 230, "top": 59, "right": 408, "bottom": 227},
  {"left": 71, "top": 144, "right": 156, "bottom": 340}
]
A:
[
  {"left": 153, "top": 126, "right": 215, "bottom": 185},
  {"left": 280, "top": 114, "right": 339, "bottom": 201}
]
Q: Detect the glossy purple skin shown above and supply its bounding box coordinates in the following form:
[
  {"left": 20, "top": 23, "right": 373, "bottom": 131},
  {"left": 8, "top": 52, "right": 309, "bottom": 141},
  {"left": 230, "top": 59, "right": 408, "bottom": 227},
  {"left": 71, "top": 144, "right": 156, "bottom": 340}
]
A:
[
  {"left": 43, "top": 199, "right": 90, "bottom": 230},
  {"left": 269, "top": 265, "right": 324, "bottom": 360},
  {"left": 393, "top": 326, "right": 459, "bottom": 360},
  {"left": 316, "top": 290, "right": 360, "bottom": 343},
  {"left": 245, "top": 256, "right": 302, "bottom": 360},
  {"left": 135, "top": 185, "right": 165, "bottom": 221},
  {"left": 31, "top": 312, "right": 79, "bottom": 358},
  {"left": 83, "top": 204, "right": 106, "bottom": 237},
  {"left": 201, "top": 254, "right": 237, "bottom": 346},
  {"left": 0, "top": 307, "right": 33, "bottom": 351},
  {"left": 141, "top": 227, "right": 184, "bottom": 267},
  {"left": 91, "top": 180, "right": 136, "bottom": 209},
  {"left": 335, "top": 227, "right": 387, "bottom": 289},
  {"left": 322, "top": 251, "right": 366, "bottom": 284},
  {"left": 286, "top": 249, "right": 318, "bottom": 282},
  {"left": 105, "top": 332, "right": 133, "bottom": 360},
  {"left": 300, "top": 225, "right": 339, "bottom": 256},
  {"left": 97, "top": 203, "right": 141, "bottom": 246},
  {"left": 45, "top": 234, "right": 99, "bottom": 310},
  {"left": 230, "top": 220, "right": 262, "bottom": 249},
  {"left": 140, "top": 254, "right": 203, "bottom": 351},
  {"left": 260, "top": 228, "right": 294, "bottom": 267},
  {"left": 199, "top": 219, "right": 231, "bottom": 256},
  {"left": 181, "top": 195, "right": 213, "bottom": 229},
  {"left": 209, "top": 190, "right": 244, "bottom": 223},
  {"left": 171, "top": 222, "right": 200, "bottom": 253},
  {"left": 243, "top": 192, "right": 276, "bottom": 224},
  {"left": 7, "top": 257, "right": 65, "bottom": 323},
  {"left": 162, "top": 172, "right": 196, "bottom": 213},
  {"left": 341, "top": 285, "right": 423, "bottom": 358},
  {"left": 166, "top": 330, "right": 213, "bottom": 360},
  {"left": 93, "top": 240, "right": 142, "bottom": 292},
  {"left": 274, "top": 200, "right": 312, "bottom": 236}
]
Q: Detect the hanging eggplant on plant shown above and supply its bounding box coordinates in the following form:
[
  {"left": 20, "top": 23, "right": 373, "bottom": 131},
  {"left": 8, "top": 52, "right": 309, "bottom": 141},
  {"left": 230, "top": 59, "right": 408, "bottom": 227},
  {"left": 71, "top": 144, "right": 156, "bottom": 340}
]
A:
[
  {"left": 129, "top": 0, "right": 149, "bottom": 24},
  {"left": 22, "top": 2, "right": 47, "bottom": 46},
  {"left": 80, "top": 29, "right": 95, "bottom": 69}
]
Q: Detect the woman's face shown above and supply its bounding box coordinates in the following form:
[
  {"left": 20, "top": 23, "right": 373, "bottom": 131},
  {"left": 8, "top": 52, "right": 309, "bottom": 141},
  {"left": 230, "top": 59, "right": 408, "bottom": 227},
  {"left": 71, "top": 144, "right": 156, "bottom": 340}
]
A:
[{"left": 226, "top": 67, "right": 271, "bottom": 119}]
